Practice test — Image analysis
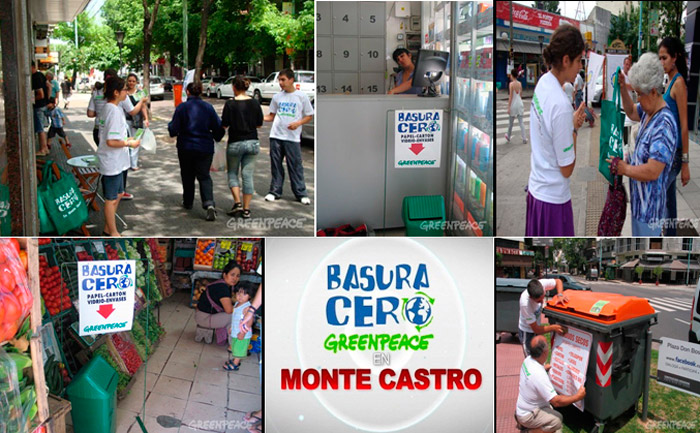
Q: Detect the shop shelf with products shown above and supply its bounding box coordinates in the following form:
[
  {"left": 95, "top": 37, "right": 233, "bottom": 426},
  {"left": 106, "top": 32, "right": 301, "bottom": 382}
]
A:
[{"left": 447, "top": 1, "right": 493, "bottom": 236}]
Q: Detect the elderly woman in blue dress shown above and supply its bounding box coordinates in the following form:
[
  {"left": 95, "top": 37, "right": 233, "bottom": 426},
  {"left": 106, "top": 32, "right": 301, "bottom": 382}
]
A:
[{"left": 610, "top": 52, "right": 679, "bottom": 236}]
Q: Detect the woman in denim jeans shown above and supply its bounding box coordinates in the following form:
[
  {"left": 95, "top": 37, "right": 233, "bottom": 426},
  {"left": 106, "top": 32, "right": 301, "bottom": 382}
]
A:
[{"left": 221, "top": 76, "right": 264, "bottom": 218}]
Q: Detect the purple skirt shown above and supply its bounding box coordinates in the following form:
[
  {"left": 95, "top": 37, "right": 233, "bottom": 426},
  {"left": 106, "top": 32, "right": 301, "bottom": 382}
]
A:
[{"left": 525, "top": 192, "right": 575, "bottom": 236}]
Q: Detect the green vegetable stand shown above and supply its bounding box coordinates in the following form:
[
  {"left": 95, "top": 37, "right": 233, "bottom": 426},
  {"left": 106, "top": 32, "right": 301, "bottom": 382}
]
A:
[{"left": 66, "top": 355, "right": 119, "bottom": 433}]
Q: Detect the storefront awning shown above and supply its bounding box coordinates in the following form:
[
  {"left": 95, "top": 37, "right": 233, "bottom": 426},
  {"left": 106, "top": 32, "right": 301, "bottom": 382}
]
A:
[
  {"left": 664, "top": 260, "right": 700, "bottom": 271},
  {"left": 497, "top": 39, "right": 543, "bottom": 55},
  {"left": 620, "top": 259, "right": 639, "bottom": 269},
  {"left": 31, "top": 0, "right": 90, "bottom": 24}
]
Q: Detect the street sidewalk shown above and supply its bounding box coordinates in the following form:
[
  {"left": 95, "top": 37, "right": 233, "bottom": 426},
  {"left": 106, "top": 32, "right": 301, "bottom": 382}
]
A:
[
  {"left": 45, "top": 92, "right": 314, "bottom": 236},
  {"left": 495, "top": 333, "right": 524, "bottom": 433},
  {"left": 496, "top": 101, "right": 700, "bottom": 236}
]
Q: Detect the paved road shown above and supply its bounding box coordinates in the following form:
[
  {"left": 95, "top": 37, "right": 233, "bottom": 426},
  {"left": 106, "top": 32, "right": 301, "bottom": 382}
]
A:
[
  {"left": 51, "top": 90, "right": 315, "bottom": 236},
  {"left": 569, "top": 276, "right": 695, "bottom": 342}
]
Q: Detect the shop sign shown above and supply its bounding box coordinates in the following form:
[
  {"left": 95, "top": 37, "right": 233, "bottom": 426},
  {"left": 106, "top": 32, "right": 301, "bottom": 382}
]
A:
[
  {"left": 549, "top": 326, "right": 592, "bottom": 411},
  {"left": 496, "top": 2, "right": 580, "bottom": 31},
  {"left": 395, "top": 109, "right": 442, "bottom": 168},
  {"left": 78, "top": 260, "right": 136, "bottom": 336},
  {"left": 496, "top": 247, "right": 534, "bottom": 256},
  {"left": 658, "top": 337, "right": 700, "bottom": 397}
]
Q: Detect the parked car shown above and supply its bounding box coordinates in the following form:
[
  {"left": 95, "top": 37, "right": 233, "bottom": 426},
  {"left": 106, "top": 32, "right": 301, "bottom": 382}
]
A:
[
  {"left": 301, "top": 97, "right": 314, "bottom": 142},
  {"left": 204, "top": 76, "right": 226, "bottom": 97},
  {"left": 545, "top": 274, "right": 591, "bottom": 296},
  {"left": 691, "top": 280, "right": 700, "bottom": 343},
  {"left": 591, "top": 73, "right": 603, "bottom": 106},
  {"left": 149, "top": 77, "right": 165, "bottom": 100},
  {"left": 215, "top": 76, "right": 261, "bottom": 99},
  {"left": 247, "top": 70, "right": 315, "bottom": 103}
]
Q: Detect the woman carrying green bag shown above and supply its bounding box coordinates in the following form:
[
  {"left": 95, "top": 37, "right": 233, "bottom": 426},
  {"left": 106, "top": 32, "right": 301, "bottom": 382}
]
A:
[
  {"left": 609, "top": 53, "right": 678, "bottom": 236},
  {"left": 98, "top": 77, "right": 140, "bottom": 236}
]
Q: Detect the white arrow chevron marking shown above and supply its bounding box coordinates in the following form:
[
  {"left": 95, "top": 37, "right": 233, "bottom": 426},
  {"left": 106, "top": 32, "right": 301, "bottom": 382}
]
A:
[
  {"left": 597, "top": 344, "right": 612, "bottom": 365},
  {"left": 596, "top": 366, "right": 612, "bottom": 385}
]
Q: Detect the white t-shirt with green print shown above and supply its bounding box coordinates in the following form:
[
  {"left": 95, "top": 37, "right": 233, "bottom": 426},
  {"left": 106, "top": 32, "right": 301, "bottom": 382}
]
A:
[
  {"left": 516, "top": 355, "right": 558, "bottom": 417},
  {"left": 97, "top": 103, "right": 130, "bottom": 176},
  {"left": 528, "top": 71, "right": 576, "bottom": 204}
]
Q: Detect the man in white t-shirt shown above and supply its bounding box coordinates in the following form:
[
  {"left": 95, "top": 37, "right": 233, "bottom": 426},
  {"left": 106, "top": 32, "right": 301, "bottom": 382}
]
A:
[
  {"left": 518, "top": 278, "right": 567, "bottom": 357},
  {"left": 515, "top": 336, "right": 586, "bottom": 433},
  {"left": 263, "top": 69, "right": 314, "bottom": 205}
]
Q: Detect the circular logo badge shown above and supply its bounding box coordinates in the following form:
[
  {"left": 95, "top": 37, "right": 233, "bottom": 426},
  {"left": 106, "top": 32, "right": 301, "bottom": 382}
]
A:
[{"left": 295, "top": 239, "right": 466, "bottom": 432}]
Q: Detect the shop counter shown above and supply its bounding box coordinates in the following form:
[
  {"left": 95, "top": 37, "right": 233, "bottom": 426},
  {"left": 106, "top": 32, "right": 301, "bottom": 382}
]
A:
[{"left": 317, "top": 94, "right": 450, "bottom": 230}]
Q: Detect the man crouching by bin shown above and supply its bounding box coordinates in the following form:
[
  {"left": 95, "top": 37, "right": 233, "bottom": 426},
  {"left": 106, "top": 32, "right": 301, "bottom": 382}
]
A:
[
  {"left": 519, "top": 278, "right": 568, "bottom": 357},
  {"left": 516, "top": 336, "right": 586, "bottom": 433}
]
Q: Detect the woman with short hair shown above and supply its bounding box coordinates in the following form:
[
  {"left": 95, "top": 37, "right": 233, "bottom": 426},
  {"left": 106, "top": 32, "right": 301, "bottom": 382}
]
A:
[{"left": 613, "top": 53, "right": 678, "bottom": 236}]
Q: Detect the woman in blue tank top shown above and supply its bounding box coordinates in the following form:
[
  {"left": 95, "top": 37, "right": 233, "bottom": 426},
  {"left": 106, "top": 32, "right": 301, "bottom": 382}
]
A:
[{"left": 658, "top": 37, "right": 690, "bottom": 235}]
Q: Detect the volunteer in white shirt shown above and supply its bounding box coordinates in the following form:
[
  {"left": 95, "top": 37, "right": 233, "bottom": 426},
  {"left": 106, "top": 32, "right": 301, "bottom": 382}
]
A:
[
  {"left": 98, "top": 76, "right": 140, "bottom": 237},
  {"left": 527, "top": 25, "right": 588, "bottom": 236},
  {"left": 516, "top": 335, "right": 586, "bottom": 433},
  {"left": 519, "top": 278, "right": 567, "bottom": 357},
  {"left": 263, "top": 68, "right": 314, "bottom": 205}
]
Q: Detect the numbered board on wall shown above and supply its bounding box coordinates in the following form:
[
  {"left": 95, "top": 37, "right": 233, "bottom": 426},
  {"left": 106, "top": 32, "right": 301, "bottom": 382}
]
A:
[
  {"left": 316, "top": 1, "right": 331, "bottom": 35},
  {"left": 318, "top": 1, "right": 386, "bottom": 94},
  {"left": 317, "top": 36, "right": 332, "bottom": 71},
  {"left": 334, "top": 73, "right": 359, "bottom": 94},
  {"left": 360, "top": 38, "right": 385, "bottom": 71},
  {"left": 361, "top": 73, "right": 385, "bottom": 95},
  {"left": 360, "top": 2, "right": 385, "bottom": 36},
  {"left": 332, "top": 2, "right": 359, "bottom": 35},
  {"left": 333, "top": 37, "right": 359, "bottom": 71}
]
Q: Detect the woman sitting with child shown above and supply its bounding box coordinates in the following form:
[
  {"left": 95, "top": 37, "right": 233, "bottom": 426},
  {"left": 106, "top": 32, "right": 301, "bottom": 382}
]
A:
[{"left": 194, "top": 260, "right": 242, "bottom": 344}]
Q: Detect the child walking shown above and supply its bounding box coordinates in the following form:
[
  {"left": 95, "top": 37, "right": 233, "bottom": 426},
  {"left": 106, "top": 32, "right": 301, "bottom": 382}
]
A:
[
  {"left": 47, "top": 101, "right": 71, "bottom": 148},
  {"left": 224, "top": 282, "right": 256, "bottom": 371}
]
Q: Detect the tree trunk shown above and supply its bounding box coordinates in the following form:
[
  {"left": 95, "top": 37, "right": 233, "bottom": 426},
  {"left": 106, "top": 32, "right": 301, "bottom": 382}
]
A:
[
  {"left": 194, "top": 0, "right": 213, "bottom": 85},
  {"left": 142, "top": 0, "right": 162, "bottom": 96}
]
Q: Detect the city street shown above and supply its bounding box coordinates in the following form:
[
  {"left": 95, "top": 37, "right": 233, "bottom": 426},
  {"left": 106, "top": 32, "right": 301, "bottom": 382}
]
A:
[
  {"left": 566, "top": 275, "right": 695, "bottom": 342},
  {"left": 47, "top": 89, "right": 315, "bottom": 236}
]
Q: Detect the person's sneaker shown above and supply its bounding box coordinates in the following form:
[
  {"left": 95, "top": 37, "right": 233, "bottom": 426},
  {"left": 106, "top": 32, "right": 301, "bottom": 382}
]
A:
[
  {"left": 504, "top": 133, "right": 510, "bottom": 142},
  {"left": 182, "top": 201, "right": 193, "bottom": 210},
  {"left": 121, "top": 192, "right": 134, "bottom": 200},
  {"left": 300, "top": 197, "right": 311, "bottom": 205},
  {"left": 264, "top": 193, "right": 276, "bottom": 202},
  {"left": 522, "top": 138, "right": 528, "bottom": 144},
  {"left": 242, "top": 209, "right": 251, "bottom": 219},
  {"left": 206, "top": 206, "right": 217, "bottom": 221}
]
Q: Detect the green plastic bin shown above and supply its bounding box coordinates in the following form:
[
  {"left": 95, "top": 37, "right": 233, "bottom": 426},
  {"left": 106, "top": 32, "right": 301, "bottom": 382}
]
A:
[
  {"left": 496, "top": 278, "right": 528, "bottom": 336},
  {"left": 402, "top": 195, "right": 445, "bottom": 236},
  {"left": 66, "top": 354, "right": 119, "bottom": 433},
  {"left": 543, "top": 291, "right": 657, "bottom": 430}
]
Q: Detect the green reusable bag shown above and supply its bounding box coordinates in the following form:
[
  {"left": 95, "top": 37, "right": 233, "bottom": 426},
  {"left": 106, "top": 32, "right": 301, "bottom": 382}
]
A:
[
  {"left": 37, "top": 164, "right": 56, "bottom": 234},
  {"left": 0, "top": 179, "right": 11, "bottom": 235},
  {"left": 599, "top": 67, "right": 625, "bottom": 184},
  {"left": 38, "top": 161, "right": 88, "bottom": 235}
]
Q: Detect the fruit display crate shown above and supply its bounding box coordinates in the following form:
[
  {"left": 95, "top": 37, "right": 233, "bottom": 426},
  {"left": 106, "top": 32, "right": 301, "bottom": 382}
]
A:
[
  {"left": 189, "top": 271, "right": 222, "bottom": 308},
  {"left": 212, "top": 239, "right": 238, "bottom": 271},
  {"left": 194, "top": 238, "right": 217, "bottom": 270},
  {"left": 235, "top": 238, "right": 263, "bottom": 273}
]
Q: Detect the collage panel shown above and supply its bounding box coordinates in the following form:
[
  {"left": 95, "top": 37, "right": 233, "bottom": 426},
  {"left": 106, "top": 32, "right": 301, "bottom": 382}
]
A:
[
  {"left": 265, "top": 237, "right": 494, "bottom": 432},
  {"left": 0, "top": 237, "right": 262, "bottom": 433},
  {"left": 497, "top": 237, "right": 700, "bottom": 433},
  {"left": 0, "top": 0, "right": 314, "bottom": 238},
  {"left": 496, "top": 1, "right": 698, "bottom": 237},
  {"left": 316, "top": 1, "right": 494, "bottom": 237}
]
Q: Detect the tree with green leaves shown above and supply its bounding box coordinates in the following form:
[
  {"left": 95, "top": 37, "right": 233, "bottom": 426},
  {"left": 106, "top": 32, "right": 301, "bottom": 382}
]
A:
[
  {"left": 533, "top": 1, "right": 560, "bottom": 15},
  {"left": 553, "top": 239, "right": 588, "bottom": 275},
  {"left": 248, "top": 0, "right": 313, "bottom": 69},
  {"left": 609, "top": 2, "right": 686, "bottom": 60},
  {"left": 635, "top": 265, "right": 644, "bottom": 283},
  {"left": 194, "top": 0, "right": 214, "bottom": 84},
  {"left": 140, "top": 0, "right": 162, "bottom": 97},
  {"left": 52, "top": 13, "right": 122, "bottom": 77},
  {"left": 653, "top": 266, "right": 663, "bottom": 284}
]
